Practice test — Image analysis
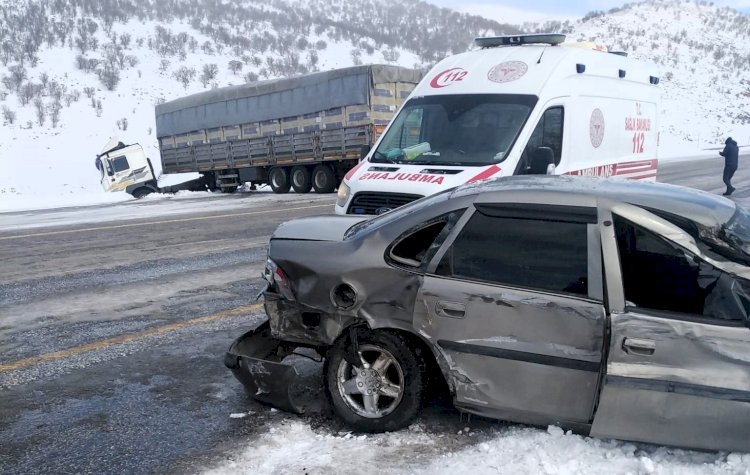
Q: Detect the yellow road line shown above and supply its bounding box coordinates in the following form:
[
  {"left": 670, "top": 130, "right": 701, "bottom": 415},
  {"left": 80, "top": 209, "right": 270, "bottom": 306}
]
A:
[
  {"left": 0, "top": 303, "right": 264, "bottom": 373},
  {"left": 0, "top": 203, "right": 331, "bottom": 241}
]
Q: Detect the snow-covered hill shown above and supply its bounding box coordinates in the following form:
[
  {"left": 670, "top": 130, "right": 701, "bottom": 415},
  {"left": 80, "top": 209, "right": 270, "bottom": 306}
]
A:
[{"left": 0, "top": 0, "right": 748, "bottom": 208}]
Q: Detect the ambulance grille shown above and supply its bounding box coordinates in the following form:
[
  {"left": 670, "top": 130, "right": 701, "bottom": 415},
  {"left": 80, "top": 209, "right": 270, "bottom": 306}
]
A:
[{"left": 347, "top": 192, "right": 423, "bottom": 215}]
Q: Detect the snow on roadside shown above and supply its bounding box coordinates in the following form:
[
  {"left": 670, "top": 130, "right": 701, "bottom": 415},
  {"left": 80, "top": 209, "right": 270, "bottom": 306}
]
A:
[{"left": 205, "top": 420, "right": 748, "bottom": 475}]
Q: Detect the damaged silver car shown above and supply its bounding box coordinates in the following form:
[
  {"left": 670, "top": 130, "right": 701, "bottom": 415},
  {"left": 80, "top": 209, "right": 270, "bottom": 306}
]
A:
[{"left": 225, "top": 175, "right": 750, "bottom": 452}]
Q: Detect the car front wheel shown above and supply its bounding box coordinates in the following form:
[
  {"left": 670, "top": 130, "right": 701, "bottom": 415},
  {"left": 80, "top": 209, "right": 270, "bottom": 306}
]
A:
[{"left": 325, "top": 330, "right": 424, "bottom": 432}]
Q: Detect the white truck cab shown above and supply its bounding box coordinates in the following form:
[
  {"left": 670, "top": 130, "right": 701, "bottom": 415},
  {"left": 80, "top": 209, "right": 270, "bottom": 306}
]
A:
[
  {"left": 335, "top": 34, "right": 660, "bottom": 215},
  {"left": 96, "top": 137, "right": 157, "bottom": 198}
]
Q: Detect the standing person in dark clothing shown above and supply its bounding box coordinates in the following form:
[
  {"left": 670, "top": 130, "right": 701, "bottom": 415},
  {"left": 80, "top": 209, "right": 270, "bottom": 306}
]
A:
[{"left": 719, "top": 136, "right": 739, "bottom": 196}]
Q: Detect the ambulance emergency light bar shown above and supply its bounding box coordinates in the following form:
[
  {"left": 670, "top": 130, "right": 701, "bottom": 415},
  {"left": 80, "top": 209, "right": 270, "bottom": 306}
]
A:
[{"left": 475, "top": 34, "right": 566, "bottom": 48}]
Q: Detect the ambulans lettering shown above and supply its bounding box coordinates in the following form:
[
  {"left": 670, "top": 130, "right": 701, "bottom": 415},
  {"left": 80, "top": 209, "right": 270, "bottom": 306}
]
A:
[
  {"left": 568, "top": 164, "right": 615, "bottom": 177},
  {"left": 429, "top": 68, "right": 468, "bottom": 88},
  {"left": 359, "top": 172, "right": 445, "bottom": 185}
]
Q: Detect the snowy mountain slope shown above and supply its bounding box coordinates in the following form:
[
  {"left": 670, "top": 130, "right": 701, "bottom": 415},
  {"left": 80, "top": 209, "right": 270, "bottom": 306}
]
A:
[{"left": 0, "top": 0, "right": 748, "bottom": 206}]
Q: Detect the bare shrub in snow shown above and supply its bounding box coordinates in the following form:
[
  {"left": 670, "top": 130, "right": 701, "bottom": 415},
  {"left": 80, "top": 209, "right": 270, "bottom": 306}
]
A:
[
  {"left": 350, "top": 48, "right": 363, "bottom": 66},
  {"left": 83, "top": 86, "right": 96, "bottom": 99},
  {"left": 33, "top": 97, "right": 45, "bottom": 126},
  {"left": 7, "top": 65, "right": 27, "bottom": 92},
  {"left": 96, "top": 99, "right": 103, "bottom": 117},
  {"left": 174, "top": 66, "right": 196, "bottom": 89},
  {"left": 50, "top": 99, "right": 62, "bottom": 128},
  {"left": 228, "top": 60, "right": 243, "bottom": 75},
  {"left": 120, "top": 33, "right": 131, "bottom": 49},
  {"left": 244, "top": 71, "right": 259, "bottom": 83},
  {"left": 159, "top": 59, "right": 170, "bottom": 73},
  {"left": 19, "top": 82, "right": 41, "bottom": 106},
  {"left": 383, "top": 49, "right": 400, "bottom": 63},
  {"left": 98, "top": 66, "right": 121, "bottom": 91},
  {"left": 200, "top": 63, "right": 218, "bottom": 87},
  {"left": 1, "top": 105, "right": 16, "bottom": 124}
]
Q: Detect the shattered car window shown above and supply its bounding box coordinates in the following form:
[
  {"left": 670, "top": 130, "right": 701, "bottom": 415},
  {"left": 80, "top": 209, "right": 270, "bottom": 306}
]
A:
[
  {"left": 388, "top": 209, "right": 466, "bottom": 269},
  {"left": 344, "top": 188, "right": 455, "bottom": 240},
  {"left": 723, "top": 205, "right": 750, "bottom": 260},
  {"left": 614, "top": 215, "right": 747, "bottom": 322},
  {"left": 645, "top": 205, "right": 750, "bottom": 265}
]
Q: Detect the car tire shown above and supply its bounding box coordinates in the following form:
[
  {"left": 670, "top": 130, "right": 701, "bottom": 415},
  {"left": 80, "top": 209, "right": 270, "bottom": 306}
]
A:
[
  {"left": 291, "top": 166, "right": 312, "bottom": 193},
  {"left": 312, "top": 165, "right": 336, "bottom": 194},
  {"left": 269, "top": 167, "right": 291, "bottom": 194},
  {"left": 324, "top": 330, "right": 424, "bottom": 432}
]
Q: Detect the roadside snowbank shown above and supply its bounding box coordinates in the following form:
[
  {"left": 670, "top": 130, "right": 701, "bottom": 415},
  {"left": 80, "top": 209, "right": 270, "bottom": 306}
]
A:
[{"left": 205, "top": 419, "right": 749, "bottom": 475}]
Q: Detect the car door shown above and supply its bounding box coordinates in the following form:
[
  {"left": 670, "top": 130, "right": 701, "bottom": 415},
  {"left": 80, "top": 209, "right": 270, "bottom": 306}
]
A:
[
  {"left": 591, "top": 208, "right": 750, "bottom": 452},
  {"left": 415, "top": 200, "right": 607, "bottom": 427}
]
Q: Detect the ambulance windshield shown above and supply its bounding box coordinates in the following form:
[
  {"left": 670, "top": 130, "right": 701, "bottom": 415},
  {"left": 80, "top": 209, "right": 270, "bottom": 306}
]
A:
[{"left": 373, "top": 94, "right": 537, "bottom": 166}]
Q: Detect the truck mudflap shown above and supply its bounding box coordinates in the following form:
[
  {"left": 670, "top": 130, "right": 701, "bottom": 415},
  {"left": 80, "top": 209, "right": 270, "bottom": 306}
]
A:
[{"left": 224, "top": 319, "right": 304, "bottom": 414}]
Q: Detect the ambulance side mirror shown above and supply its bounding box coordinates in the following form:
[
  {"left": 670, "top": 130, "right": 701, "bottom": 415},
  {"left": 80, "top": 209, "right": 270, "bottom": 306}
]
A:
[{"left": 529, "top": 147, "right": 555, "bottom": 175}]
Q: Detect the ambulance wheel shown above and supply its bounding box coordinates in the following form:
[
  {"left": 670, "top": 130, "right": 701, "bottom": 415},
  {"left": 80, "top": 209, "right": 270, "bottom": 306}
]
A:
[
  {"left": 291, "top": 166, "right": 312, "bottom": 193},
  {"left": 131, "top": 187, "right": 153, "bottom": 199},
  {"left": 324, "top": 330, "right": 424, "bottom": 433},
  {"left": 312, "top": 165, "right": 336, "bottom": 194},
  {"left": 269, "top": 167, "right": 291, "bottom": 194}
]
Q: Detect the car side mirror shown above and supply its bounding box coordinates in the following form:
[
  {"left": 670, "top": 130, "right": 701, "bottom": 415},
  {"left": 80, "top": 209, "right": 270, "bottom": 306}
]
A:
[
  {"left": 529, "top": 147, "right": 555, "bottom": 175},
  {"left": 360, "top": 144, "right": 371, "bottom": 160}
]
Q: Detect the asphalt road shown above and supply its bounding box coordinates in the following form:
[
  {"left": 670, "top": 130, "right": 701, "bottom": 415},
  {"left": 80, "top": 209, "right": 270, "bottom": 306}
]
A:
[{"left": 0, "top": 155, "right": 748, "bottom": 474}]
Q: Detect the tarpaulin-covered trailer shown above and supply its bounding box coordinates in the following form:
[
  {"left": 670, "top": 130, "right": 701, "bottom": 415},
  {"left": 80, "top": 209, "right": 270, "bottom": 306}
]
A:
[{"left": 155, "top": 65, "right": 422, "bottom": 194}]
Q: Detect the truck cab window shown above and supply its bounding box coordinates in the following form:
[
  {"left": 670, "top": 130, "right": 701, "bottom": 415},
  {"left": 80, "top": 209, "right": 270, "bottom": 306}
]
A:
[
  {"left": 613, "top": 215, "right": 745, "bottom": 321},
  {"left": 518, "top": 106, "right": 564, "bottom": 174},
  {"left": 112, "top": 156, "right": 130, "bottom": 173}
]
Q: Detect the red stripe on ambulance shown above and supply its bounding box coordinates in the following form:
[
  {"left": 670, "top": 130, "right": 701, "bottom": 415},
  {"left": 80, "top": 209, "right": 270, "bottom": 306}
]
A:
[
  {"left": 344, "top": 160, "right": 366, "bottom": 181},
  {"left": 466, "top": 165, "right": 502, "bottom": 183}
]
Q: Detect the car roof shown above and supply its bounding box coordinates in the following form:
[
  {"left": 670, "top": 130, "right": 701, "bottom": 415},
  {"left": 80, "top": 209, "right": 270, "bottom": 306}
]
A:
[{"left": 451, "top": 175, "right": 737, "bottom": 228}]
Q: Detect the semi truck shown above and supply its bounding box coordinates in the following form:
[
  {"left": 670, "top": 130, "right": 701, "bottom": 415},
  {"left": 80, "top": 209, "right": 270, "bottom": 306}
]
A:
[{"left": 97, "top": 65, "right": 422, "bottom": 198}]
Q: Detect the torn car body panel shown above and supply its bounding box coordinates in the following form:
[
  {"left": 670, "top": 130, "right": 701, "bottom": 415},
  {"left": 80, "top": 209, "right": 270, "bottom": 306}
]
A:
[
  {"left": 224, "top": 320, "right": 305, "bottom": 414},
  {"left": 226, "top": 175, "right": 750, "bottom": 452}
]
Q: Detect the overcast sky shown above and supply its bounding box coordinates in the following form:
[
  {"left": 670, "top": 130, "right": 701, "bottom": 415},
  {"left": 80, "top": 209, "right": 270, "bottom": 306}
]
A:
[{"left": 426, "top": 0, "right": 750, "bottom": 23}]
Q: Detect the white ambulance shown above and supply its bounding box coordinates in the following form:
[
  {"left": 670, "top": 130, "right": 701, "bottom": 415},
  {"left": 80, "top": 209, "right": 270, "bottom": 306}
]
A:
[{"left": 335, "top": 34, "right": 660, "bottom": 215}]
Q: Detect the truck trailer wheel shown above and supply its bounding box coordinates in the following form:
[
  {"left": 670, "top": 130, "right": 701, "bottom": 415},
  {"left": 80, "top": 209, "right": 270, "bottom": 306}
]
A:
[
  {"left": 324, "top": 330, "right": 425, "bottom": 433},
  {"left": 269, "top": 167, "right": 291, "bottom": 194},
  {"left": 312, "top": 165, "right": 336, "bottom": 194},
  {"left": 291, "top": 166, "right": 312, "bottom": 193}
]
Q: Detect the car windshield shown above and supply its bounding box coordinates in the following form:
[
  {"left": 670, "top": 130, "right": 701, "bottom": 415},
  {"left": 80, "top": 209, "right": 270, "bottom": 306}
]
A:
[{"left": 372, "top": 94, "right": 537, "bottom": 167}]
